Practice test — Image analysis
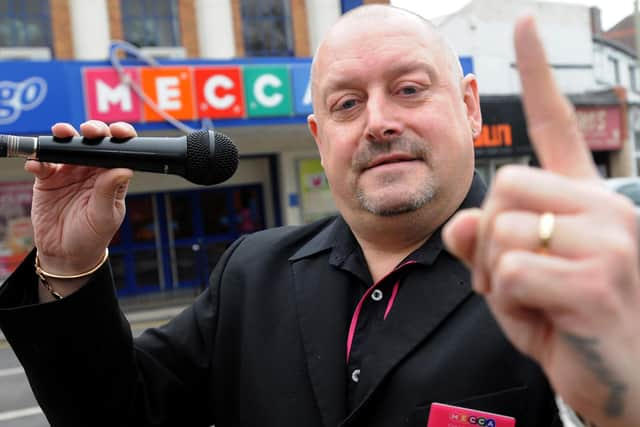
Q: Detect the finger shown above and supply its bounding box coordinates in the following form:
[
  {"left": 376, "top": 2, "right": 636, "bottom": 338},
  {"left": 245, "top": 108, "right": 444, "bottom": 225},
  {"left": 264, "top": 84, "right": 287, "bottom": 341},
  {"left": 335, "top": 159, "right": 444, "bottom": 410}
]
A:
[
  {"left": 79, "top": 120, "right": 112, "bottom": 138},
  {"left": 514, "top": 14, "right": 599, "bottom": 179},
  {"left": 442, "top": 208, "right": 481, "bottom": 268},
  {"left": 472, "top": 165, "right": 612, "bottom": 293},
  {"left": 487, "top": 211, "right": 599, "bottom": 271},
  {"left": 109, "top": 121, "right": 137, "bottom": 138},
  {"left": 484, "top": 166, "right": 613, "bottom": 214},
  {"left": 24, "top": 159, "right": 58, "bottom": 180},
  {"left": 26, "top": 123, "right": 82, "bottom": 178},
  {"left": 491, "top": 250, "right": 591, "bottom": 316},
  {"left": 51, "top": 122, "right": 80, "bottom": 138},
  {"left": 89, "top": 168, "right": 132, "bottom": 231}
]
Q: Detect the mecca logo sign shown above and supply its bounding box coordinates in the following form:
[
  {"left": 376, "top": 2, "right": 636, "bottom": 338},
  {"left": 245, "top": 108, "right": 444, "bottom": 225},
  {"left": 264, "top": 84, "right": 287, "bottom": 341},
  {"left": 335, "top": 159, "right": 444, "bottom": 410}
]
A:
[
  {"left": 83, "top": 64, "right": 312, "bottom": 123},
  {"left": 0, "top": 77, "right": 48, "bottom": 125}
]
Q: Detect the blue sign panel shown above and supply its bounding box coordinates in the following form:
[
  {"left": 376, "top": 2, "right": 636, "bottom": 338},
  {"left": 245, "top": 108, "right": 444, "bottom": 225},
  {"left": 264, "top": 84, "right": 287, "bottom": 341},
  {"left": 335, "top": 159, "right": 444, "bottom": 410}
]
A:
[
  {"left": 291, "top": 63, "right": 312, "bottom": 116},
  {"left": 0, "top": 55, "right": 475, "bottom": 135},
  {"left": 0, "top": 62, "right": 85, "bottom": 134},
  {"left": 341, "top": 0, "right": 363, "bottom": 13}
]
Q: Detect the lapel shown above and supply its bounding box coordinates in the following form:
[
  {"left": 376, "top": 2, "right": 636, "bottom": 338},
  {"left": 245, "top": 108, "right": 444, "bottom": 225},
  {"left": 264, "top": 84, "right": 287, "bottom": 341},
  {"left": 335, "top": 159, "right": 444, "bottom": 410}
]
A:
[
  {"left": 349, "top": 244, "right": 473, "bottom": 419},
  {"left": 290, "top": 218, "right": 351, "bottom": 427}
]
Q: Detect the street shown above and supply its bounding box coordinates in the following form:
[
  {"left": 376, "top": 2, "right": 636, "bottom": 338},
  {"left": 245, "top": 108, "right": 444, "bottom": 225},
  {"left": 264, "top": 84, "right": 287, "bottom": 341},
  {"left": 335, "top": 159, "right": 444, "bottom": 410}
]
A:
[
  {"left": 0, "top": 343, "right": 45, "bottom": 426},
  {"left": 0, "top": 306, "right": 185, "bottom": 426}
]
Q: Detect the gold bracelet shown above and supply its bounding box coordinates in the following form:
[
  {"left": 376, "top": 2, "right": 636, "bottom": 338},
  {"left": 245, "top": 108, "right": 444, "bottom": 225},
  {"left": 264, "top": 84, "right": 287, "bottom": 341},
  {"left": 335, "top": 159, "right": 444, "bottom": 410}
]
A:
[{"left": 35, "top": 249, "right": 109, "bottom": 300}]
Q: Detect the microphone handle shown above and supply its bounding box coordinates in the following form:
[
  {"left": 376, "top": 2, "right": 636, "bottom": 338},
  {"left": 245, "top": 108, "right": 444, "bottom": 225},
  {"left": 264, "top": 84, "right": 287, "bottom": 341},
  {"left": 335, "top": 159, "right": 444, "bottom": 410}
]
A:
[{"left": 36, "top": 135, "right": 188, "bottom": 177}]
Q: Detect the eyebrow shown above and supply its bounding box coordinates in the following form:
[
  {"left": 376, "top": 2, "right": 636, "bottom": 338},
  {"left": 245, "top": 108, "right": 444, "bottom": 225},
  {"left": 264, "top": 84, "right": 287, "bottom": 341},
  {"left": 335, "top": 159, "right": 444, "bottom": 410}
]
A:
[
  {"left": 321, "top": 59, "right": 437, "bottom": 100},
  {"left": 381, "top": 60, "right": 437, "bottom": 82}
]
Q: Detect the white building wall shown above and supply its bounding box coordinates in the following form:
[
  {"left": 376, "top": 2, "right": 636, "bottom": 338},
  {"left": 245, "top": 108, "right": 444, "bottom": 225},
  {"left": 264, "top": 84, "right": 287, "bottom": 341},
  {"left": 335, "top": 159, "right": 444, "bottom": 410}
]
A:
[
  {"left": 69, "top": 0, "right": 111, "bottom": 59},
  {"left": 439, "top": 0, "right": 594, "bottom": 94},
  {"left": 195, "top": 0, "right": 236, "bottom": 58},
  {"left": 305, "top": 0, "right": 341, "bottom": 55}
]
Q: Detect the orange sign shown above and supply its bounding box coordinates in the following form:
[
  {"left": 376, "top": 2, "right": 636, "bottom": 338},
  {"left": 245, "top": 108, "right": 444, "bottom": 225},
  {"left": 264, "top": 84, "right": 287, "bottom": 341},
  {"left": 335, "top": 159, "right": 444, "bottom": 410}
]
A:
[
  {"left": 141, "top": 66, "right": 195, "bottom": 121},
  {"left": 474, "top": 124, "right": 513, "bottom": 148}
]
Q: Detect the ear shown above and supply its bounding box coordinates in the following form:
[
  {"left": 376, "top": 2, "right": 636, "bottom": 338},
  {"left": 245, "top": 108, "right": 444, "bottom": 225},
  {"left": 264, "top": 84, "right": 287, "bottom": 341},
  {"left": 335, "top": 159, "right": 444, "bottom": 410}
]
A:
[
  {"left": 307, "top": 114, "right": 325, "bottom": 167},
  {"left": 307, "top": 113, "right": 319, "bottom": 140},
  {"left": 461, "top": 74, "right": 482, "bottom": 136}
]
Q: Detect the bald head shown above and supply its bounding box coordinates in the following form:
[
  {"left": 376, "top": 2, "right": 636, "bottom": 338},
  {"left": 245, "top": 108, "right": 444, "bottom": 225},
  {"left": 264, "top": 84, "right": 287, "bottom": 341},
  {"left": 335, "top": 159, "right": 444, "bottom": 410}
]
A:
[{"left": 310, "top": 5, "right": 464, "bottom": 104}]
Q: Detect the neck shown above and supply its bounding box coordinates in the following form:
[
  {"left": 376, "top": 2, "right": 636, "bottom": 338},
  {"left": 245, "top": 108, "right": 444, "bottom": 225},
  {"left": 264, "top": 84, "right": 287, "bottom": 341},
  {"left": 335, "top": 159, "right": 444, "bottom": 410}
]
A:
[{"left": 348, "top": 210, "right": 438, "bottom": 282}]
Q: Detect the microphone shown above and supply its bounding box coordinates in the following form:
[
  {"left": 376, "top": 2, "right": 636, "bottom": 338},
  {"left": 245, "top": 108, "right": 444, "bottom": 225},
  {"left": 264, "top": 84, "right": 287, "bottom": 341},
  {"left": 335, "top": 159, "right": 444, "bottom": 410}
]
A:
[{"left": 0, "top": 130, "right": 238, "bottom": 186}]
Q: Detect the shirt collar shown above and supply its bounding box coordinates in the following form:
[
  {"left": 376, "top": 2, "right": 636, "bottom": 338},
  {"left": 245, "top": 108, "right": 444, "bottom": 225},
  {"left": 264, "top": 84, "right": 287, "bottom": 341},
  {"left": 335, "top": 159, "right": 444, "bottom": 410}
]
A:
[{"left": 290, "top": 172, "right": 486, "bottom": 267}]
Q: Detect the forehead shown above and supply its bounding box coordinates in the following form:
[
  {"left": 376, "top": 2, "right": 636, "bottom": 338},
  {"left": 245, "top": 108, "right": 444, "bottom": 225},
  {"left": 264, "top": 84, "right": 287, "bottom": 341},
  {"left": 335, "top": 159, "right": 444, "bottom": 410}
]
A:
[{"left": 313, "top": 19, "right": 448, "bottom": 95}]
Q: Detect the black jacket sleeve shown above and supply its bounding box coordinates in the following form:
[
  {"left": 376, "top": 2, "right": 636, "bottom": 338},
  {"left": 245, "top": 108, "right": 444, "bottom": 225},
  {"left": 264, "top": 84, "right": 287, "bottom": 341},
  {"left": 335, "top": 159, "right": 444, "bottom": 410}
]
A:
[{"left": 0, "top": 237, "right": 246, "bottom": 427}]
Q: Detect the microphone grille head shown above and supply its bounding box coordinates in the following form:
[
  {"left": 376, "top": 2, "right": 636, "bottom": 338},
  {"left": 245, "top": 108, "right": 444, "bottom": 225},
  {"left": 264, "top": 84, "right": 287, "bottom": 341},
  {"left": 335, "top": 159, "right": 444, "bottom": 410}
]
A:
[{"left": 186, "top": 130, "right": 239, "bottom": 185}]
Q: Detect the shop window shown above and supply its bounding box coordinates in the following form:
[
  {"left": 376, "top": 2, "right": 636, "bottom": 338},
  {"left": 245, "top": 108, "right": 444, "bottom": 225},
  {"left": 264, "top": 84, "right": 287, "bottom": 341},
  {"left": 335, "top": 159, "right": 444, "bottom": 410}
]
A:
[
  {"left": 233, "top": 187, "right": 264, "bottom": 233},
  {"left": 201, "top": 191, "right": 231, "bottom": 234},
  {"left": 134, "top": 249, "right": 161, "bottom": 288},
  {"left": 175, "top": 245, "right": 198, "bottom": 283},
  {"left": 168, "top": 193, "right": 194, "bottom": 239},
  {"left": 240, "top": 0, "right": 294, "bottom": 56},
  {"left": 128, "top": 196, "right": 157, "bottom": 242},
  {"left": 0, "top": 0, "right": 52, "bottom": 48},
  {"left": 120, "top": 0, "right": 181, "bottom": 47}
]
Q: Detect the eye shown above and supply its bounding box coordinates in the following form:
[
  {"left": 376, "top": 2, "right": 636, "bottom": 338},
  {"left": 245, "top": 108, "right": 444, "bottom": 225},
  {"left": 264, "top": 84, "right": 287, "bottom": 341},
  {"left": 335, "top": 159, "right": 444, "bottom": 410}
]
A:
[
  {"left": 339, "top": 98, "right": 358, "bottom": 110},
  {"left": 398, "top": 86, "right": 419, "bottom": 95}
]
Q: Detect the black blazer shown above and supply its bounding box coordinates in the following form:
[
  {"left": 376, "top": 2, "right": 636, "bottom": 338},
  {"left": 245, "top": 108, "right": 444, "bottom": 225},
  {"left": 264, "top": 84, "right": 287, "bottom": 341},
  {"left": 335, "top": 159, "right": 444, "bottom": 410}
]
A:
[{"left": 0, "top": 180, "right": 560, "bottom": 427}]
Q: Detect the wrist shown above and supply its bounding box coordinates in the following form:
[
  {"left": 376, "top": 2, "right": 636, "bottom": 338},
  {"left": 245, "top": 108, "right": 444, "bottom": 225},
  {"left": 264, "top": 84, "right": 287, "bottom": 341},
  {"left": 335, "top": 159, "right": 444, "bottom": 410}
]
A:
[
  {"left": 35, "top": 249, "right": 109, "bottom": 300},
  {"left": 35, "top": 249, "right": 109, "bottom": 277}
]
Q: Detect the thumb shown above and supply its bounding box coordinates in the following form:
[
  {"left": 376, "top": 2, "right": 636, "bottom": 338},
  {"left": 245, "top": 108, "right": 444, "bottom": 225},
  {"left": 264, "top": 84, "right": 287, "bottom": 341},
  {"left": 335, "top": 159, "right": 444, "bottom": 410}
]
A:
[
  {"left": 90, "top": 168, "right": 133, "bottom": 232},
  {"left": 442, "top": 208, "right": 482, "bottom": 268}
]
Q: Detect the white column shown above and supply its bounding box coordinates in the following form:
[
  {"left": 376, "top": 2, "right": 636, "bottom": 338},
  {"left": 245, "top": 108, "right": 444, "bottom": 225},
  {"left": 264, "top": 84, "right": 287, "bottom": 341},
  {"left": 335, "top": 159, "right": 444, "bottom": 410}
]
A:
[
  {"left": 305, "top": 0, "right": 341, "bottom": 55},
  {"left": 195, "top": 0, "right": 236, "bottom": 58},
  {"left": 69, "top": 0, "right": 111, "bottom": 59}
]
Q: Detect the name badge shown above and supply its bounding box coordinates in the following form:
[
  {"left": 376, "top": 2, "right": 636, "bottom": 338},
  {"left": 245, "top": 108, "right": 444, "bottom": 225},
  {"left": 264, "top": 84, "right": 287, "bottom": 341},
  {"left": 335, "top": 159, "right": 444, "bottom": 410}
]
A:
[{"left": 427, "top": 402, "right": 516, "bottom": 427}]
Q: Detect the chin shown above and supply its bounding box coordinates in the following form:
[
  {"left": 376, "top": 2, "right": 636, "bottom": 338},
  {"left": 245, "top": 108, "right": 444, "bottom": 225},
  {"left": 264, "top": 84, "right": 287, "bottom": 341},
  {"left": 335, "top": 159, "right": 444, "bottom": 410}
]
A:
[{"left": 358, "top": 192, "right": 435, "bottom": 217}]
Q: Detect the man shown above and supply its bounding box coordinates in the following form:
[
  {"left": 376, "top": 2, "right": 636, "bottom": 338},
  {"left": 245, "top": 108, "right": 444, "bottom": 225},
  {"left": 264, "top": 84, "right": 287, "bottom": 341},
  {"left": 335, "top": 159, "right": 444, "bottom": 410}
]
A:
[{"left": 0, "top": 5, "right": 637, "bottom": 427}]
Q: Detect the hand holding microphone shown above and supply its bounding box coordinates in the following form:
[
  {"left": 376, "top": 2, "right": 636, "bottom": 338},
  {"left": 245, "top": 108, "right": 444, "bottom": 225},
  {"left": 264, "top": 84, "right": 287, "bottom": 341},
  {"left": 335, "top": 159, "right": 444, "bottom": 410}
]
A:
[{"left": 25, "top": 120, "right": 236, "bottom": 301}]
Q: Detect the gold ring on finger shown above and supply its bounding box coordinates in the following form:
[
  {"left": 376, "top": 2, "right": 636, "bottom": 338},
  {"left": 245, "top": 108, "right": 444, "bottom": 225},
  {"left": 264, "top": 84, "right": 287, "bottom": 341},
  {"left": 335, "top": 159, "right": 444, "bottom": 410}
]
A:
[{"left": 538, "top": 212, "right": 555, "bottom": 251}]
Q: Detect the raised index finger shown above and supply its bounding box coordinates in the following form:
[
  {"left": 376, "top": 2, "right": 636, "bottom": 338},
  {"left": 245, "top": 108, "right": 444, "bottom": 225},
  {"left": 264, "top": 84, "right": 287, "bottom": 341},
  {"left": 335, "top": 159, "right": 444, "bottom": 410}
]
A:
[{"left": 515, "top": 14, "right": 599, "bottom": 179}]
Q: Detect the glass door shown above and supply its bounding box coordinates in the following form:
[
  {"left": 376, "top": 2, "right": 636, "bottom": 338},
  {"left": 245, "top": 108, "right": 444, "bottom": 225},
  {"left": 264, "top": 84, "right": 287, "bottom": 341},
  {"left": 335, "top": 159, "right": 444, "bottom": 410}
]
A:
[{"left": 111, "top": 184, "right": 266, "bottom": 296}]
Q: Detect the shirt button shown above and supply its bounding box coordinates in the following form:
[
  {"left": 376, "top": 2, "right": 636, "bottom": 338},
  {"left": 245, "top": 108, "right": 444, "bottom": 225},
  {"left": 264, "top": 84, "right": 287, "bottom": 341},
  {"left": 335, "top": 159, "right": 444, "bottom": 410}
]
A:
[
  {"left": 351, "top": 368, "right": 361, "bottom": 383},
  {"left": 371, "top": 289, "right": 383, "bottom": 301}
]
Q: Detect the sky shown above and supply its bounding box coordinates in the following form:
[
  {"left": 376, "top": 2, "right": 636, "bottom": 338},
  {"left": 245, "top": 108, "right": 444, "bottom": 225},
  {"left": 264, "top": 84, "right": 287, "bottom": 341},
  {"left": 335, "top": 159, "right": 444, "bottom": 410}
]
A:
[{"left": 390, "top": 0, "right": 635, "bottom": 31}]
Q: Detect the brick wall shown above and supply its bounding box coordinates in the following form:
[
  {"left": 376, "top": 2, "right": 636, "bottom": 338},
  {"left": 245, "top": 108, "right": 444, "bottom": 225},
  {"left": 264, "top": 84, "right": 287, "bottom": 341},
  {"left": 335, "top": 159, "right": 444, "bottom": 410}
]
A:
[
  {"left": 230, "top": 0, "right": 245, "bottom": 56},
  {"left": 291, "top": 0, "right": 310, "bottom": 56},
  {"left": 106, "top": 0, "right": 124, "bottom": 42},
  {"left": 178, "top": 0, "right": 199, "bottom": 57},
  {"left": 50, "top": 0, "right": 73, "bottom": 58}
]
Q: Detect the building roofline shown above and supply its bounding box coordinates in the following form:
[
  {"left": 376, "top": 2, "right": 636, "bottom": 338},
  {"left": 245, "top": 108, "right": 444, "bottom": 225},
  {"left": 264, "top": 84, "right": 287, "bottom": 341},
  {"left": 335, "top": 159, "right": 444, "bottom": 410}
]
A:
[{"left": 593, "top": 34, "right": 637, "bottom": 58}]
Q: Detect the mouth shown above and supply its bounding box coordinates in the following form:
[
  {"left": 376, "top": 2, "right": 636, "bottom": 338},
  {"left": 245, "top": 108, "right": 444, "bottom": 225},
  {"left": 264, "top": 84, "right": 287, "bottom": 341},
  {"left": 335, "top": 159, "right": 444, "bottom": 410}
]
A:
[{"left": 364, "top": 153, "right": 418, "bottom": 170}]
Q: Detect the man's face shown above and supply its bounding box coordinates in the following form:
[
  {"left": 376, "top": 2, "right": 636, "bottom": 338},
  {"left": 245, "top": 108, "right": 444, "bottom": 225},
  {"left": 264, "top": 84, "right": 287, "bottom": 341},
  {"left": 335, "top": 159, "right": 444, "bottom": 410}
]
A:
[{"left": 308, "top": 15, "right": 479, "bottom": 221}]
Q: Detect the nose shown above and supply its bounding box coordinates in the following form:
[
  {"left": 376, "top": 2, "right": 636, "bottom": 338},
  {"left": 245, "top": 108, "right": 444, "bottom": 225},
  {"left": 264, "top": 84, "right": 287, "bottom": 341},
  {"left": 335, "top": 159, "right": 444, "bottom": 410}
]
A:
[{"left": 365, "top": 93, "right": 403, "bottom": 143}]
